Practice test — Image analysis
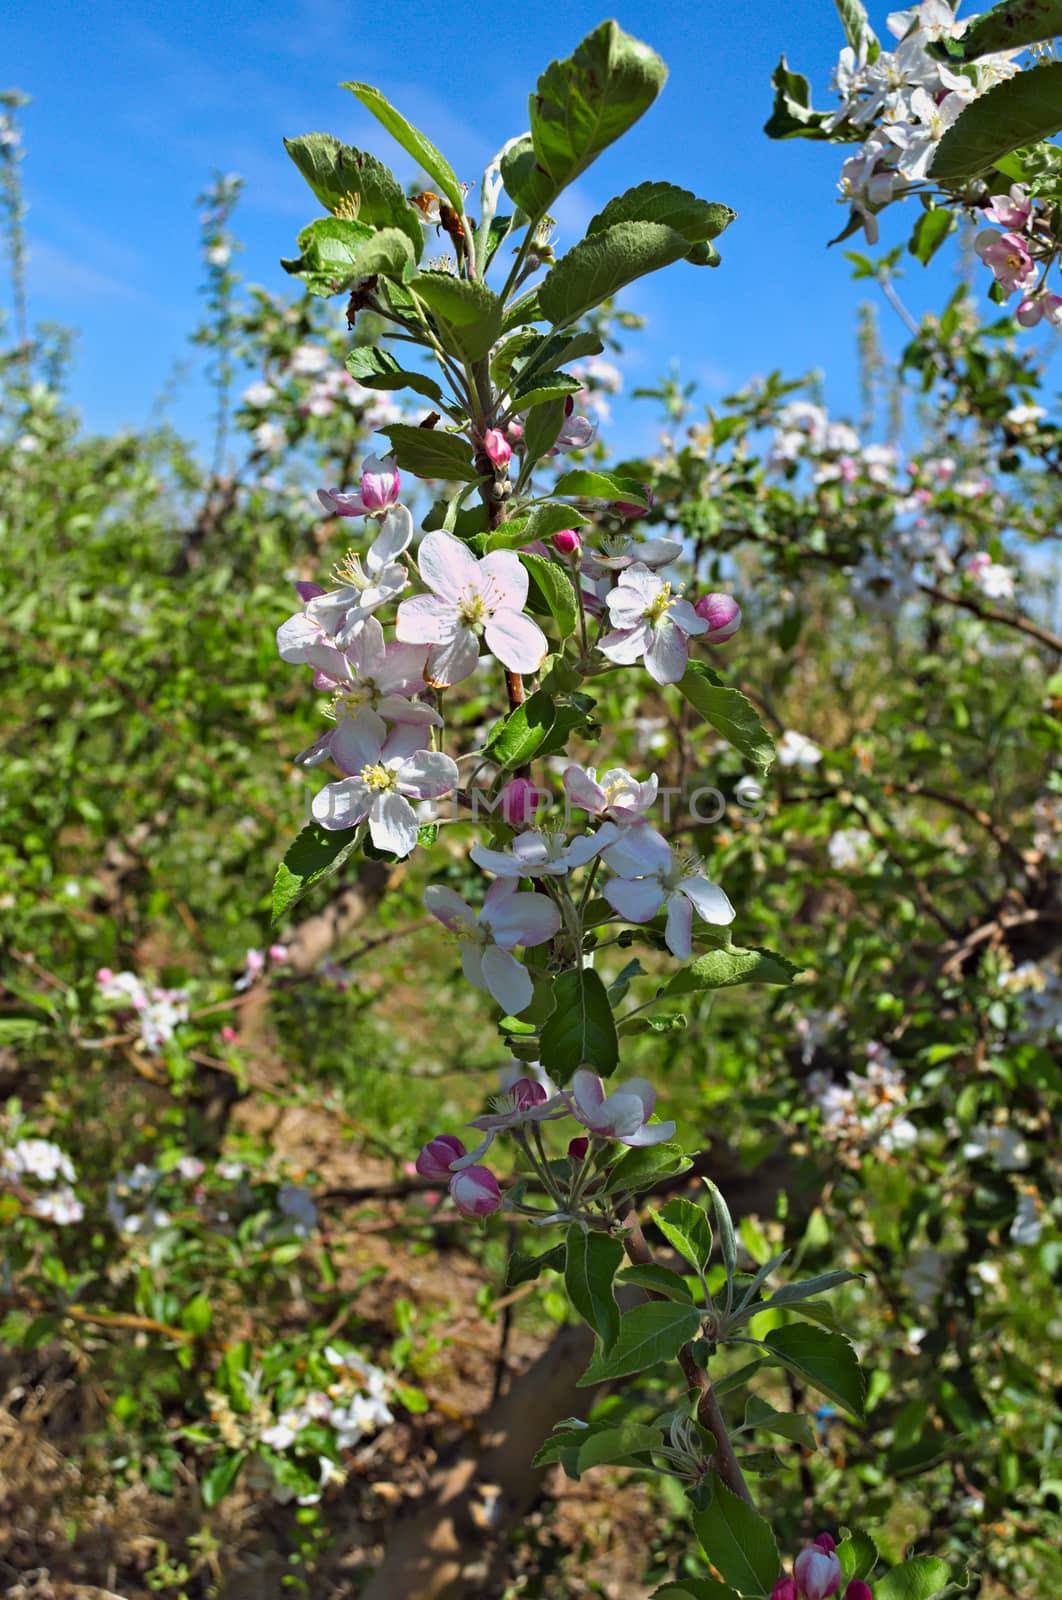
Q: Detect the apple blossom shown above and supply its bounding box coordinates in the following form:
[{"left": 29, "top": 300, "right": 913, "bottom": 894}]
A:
[
  {"left": 602, "top": 825, "right": 735, "bottom": 960},
  {"left": 497, "top": 776, "right": 543, "bottom": 827},
  {"left": 1017, "top": 291, "right": 1062, "bottom": 329},
  {"left": 470, "top": 824, "right": 619, "bottom": 879},
  {"left": 963, "top": 552, "right": 1015, "bottom": 602},
  {"left": 396, "top": 530, "right": 548, "bottom": 686},
  {"left": 318, "top": 453, "right": 400, "bottom": 517},
  {"left": 454, "top": 1077, "right": 569, "bottom": 1168},
  {"left": 482, "top": 428, "right": 512, "bottom": 468},
  {"left": 983, "top": 185, "right": 1031, "bottom": 231},
  {"left": 562, "top": 764, "right": 658, "bottom": 825},
  {"left": 793, "top": 1541, "right": 842, "bottom": 1599},
  {"left": 449, "top": 1165, "right": 503, "bottom": 1218},
  {"left": 778, "top": 729, "right": 823, "bottom": 769},
  {"left": 423, "top": 876, "right": 561, "bottom": 1015},
  {"left": 310, "top": 707, "right": 457, "bottom": 856},
  {"left": 974, "top": 230, "right": 1035, "bottom": 297},
  {"left": 568, "top": 1068, "right": 676, "bottom": 1147},
  {"left": 599, "top": 563, "right": 707, "bottom": 685},
  {"left": 416, "top": 1134, "right": 467, "bottom": 1180},
  {"left": 694, "top": 592, "right": 742, "bottom": 641},
  {"left": 295, "top": 620, "right": 441, "bottom": 771},
  {"left": 581, "top": 530, "right": 683, "bottom": 573}
]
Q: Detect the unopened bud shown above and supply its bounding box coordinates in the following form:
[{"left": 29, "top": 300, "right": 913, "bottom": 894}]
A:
[
  {"left": 483, "top": 428, "right": 512, "bottom": 469},
  {"left": 498, "top": 777, "right": 540, "bottom": 827},
  {"left": 694, "top": 591, "right": 742, "bottom": 642},
  {"left": 416, "top": 1134, "right": 467, "bottom": 1181},
  {"left": 568, "top": 1137, "right": 590, "bottom": 1161},
  {"left": 449, "top": 1165, "right": 503, "bottom": 1218},
  {"left": 845, "top": 1583, "right": 873, "bottom": 1600},
  {"left": 794, "top": 1544, "right": 842, "bottom": 1599},
  {"left": 552, "top": 529, "right": 582, "bottom": 558},
  {"left": 771, "top": 1579, "right": 799, "bottom": 1600}
]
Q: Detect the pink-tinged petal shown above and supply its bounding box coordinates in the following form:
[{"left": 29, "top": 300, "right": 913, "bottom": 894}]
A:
[
  {"left": 395, "top": 593, "right": 458, "bottom": 646},
  {"left": 295, "top": 729, "right": 335, "bottom": 768},
  {"left": 426, "top": 627, "right": 481, "bottom": 687},
  {"left": 375, "top": 693, "right": 441, "bottom": 726},
  {"left": 606, "top": 587, "right": 652, "bottom": 627},
  {"left": 664, "top": 892, "right": 694, "bottom": 960},
  {"left": 318, "top": 487, "right": 368, "bottom": 517},
  {"left": 571, "top": 1069, "right": 605, "bottom": 1116},
  {"left": 622, "top": 1118, "right": 677, "bottom": 1146},
  {"left": 306, "top": 586, "right": 361, "bottom": 636},
  {"left": 343, "top": 615, "right": 387, "bottom": 676},
  {"left": 616, "top": 563, "right": 663, "bottom": 604},
  {"left": 449, "top": 1165, "right": 503, "bottom": 1217},
  {"left": 396, "top": 748, "right": 458, "bottom": 800},
  {"left": 512, "top": 832, "right": 553, "bottom": 870},
  {"left": 604, "top": 824, "right": 673, "bottom": 879},
  {"left": 485, "top": 888, "right": 562, "bottom": 948},
  {"left": 416, "top": 1134, "right": 467, "bottom": 1180},
  {"left": 599, "top": 625, "right": 648, "bottom": 665},
  {"left": 367, "top": 503, "right": 412, "bottom": 569},
  {"left": 681, "top": 875, "right": 735, "bottom": 926},
  {"left": 563, "top": 765, "right": 606, "bottom": 812},
  {"left": 376, "top": 641, "right": 430, "bottom": 695},
  {"left": 470, "top": 842, "right": 525, "bottom": 877},
  {"left": 424, "top": 884, "right": 474, "bottom": 931},
  {"left": 617, "top": 1077, "right": 656, "bottom": 1120},
  {"left": 644, "top": 619, "right": 691, "bottom": 685},
  {"left": 669, "top": 598, "right": 707, "bottom": 637},
  {"left": 277, "top": 613, "right": 324, "bottom": 663},
  {"left": 381, "top": 722, "right": 431, "bottom": 763},
  {"left": 565, "top": 822, "right": 620, "bottom": 867},
  {"left": 483, "top": 609, "right": 548, "bottom": 674},
  {"left": 294, "top": 580, "right": 326, "bottom": 602},
  {"left": 481, "top": 945, "right": 533, "bottom": 1014},
  {"left": 478, "top": 549, "right": 528, "bottom": 611},
  {"left": 482, "top": 875, "right": 518, "bottom": 916},
  {"left": 368, "top": 790, "right": 419, "bottom": 857},
  {"left": 596, "top": 1089, "right": 649, "bottom": 1138},
  {"left": 460, "top": 941, "right": 488, "bottom": 993},
  {"left": 638, "top": 537, "right": 682, "bottom": 567},
  {"left": 329, "top": 707, "right": 387, "bottom": 774},
  {"left": 417, "top": 529, "right": 481, "bottom": 601},
  {"left": 311, "top": 778, "right": 371, "bottom": 831},
  {"left": 604, "top": 876, "right": 667, "bottom": 923}
]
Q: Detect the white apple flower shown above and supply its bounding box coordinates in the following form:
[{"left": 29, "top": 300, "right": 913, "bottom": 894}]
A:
[
  {"left": 562, "top": 764, "right": 659, "bottom": 825},
  {"left": 470, "top": 824, "right": 618, "bottom": 879},
  {"left": 598, "top": 563, "right": 707, "bottom": 685},
  {"left": 423, "top": 877, "right": 561, "bottom": 1015},
  {"left": 310, "top": 707, "right": 457, "bottom": 857},
  {"left": 568, "top": 1069, "right": 676, "bottom": 1146},
  {"left": 602, "top": 825, "right": 735, "bottom": 960}
]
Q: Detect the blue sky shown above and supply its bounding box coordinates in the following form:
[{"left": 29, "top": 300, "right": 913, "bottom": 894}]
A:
[{"left": 6, "top": 0, "right": 970, "bottom": 458}]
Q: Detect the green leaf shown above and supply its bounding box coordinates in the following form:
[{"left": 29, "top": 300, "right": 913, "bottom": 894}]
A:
[
  {"left": 522, "top": 396, "right": 567, "bottom": 465},
  {"left": 837, "top": 1530, "right": 879, "bottom": 1584},
  {"left": 931, "top": 63, "right": 1062, "bottom": 181},
  {"left": 180, "top": 1293, "right": 213, "bottom": 1335},
  {"left": 603, "top": 1141, "right": 693, "bottom": 1196},
  {"left": 512, "top": 375, "right": 585, "bottom": 411},
  {"left": 539, "top": 222, "right": 692, "bottom": 328},
  {"left": 519, "top": 550, "right": 578, "bottom": 638},
  {"left": 835, "top": 0, "right": 879, "bottom": 58},
  {"left": 678, "top": 662, "right": 775, "bottom": 772},
  {"left": 579, "top": 1300, "right": 701, "bottom": 1385},
  {"left": 704, "top": 1181, "right": 738, "bottom": 1287},
  {"left": 481, "top": 689, "right": 556, "bottom": 769},
  {"left": 617, "top": 1262, "right": 695, "bottom": 1302},
  {"left": 504, "top": 21, "right": 667, "bottom": 215},
  {"left": 377, "top": 423, "right": 480, "bottom": 483},
  {"left": 281, "top": 218, "right": 415, "bottom": 290},
  {"left": 654, "top": 1197, "right": 714, "bottom": 1273},
  {"left": 485, "top": 503, "right": 590, "bottom": 552},
  {"left": 282, "top": 133, "right": 423, "bottom": 257},
  {"left": 874, "top": 1558, "right": 955, "bottom": 1600},
  {"left": 743, "top": 1394, "right": 816, "bottom": 1449},
  {"left": 540, "top": 967, "right": 619, "bottom": 1076},
  {"left": 553, "top": 469, "right": 649, "bottom": 505},
  {"left": 661, "top": 946, "right": 802, "bottom": 997},
  {"left": 505, "top": 1241, "right": 566, "bottom": 1287},
  {"left": 693, "top": 1475, "right": 781, "bottom": 1596},
  {"left": 588, "top": 183, "right": 736, "bottom": 248},
  {"left": 341, "top": 81, "right": 464, "bottom": 212},
  {"left": 576, "top": 1422, "right": 664, "bottom": 1474},
  {"left": 909, "top": 207, "right": 957, "bottom": 266},
  {"left": 651, "top": 1585, "right": 743, "bottom": 1600},
  {"left": 927, "top": 0, "right": 1062, "bottom": 61},
  {"left": 272, "top": 822, "right": 363, "bottom": 924},
  {"left": 764, "top": 55, "right": 843, "bottom": 142},
  {"left": 565, "top": 1227, "right": 624, "bottom": 1349},
  {"left": 409, "top": 273, "right": 504, "bottom": 363},
  {"left": 764, "top": 1325, "right": 866, "bottom": 1419},
  {"left": 345, "top": 345, "right": 446, "bottom": 405},
  {"left": 766, "top": 1270, "right": 861, "bottom": 1307},
  {"left": 202, "top": 1451, "right": 245, "bottom": 1508}
]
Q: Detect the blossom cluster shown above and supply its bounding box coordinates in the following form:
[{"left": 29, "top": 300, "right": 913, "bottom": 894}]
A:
[
  {"left": 1, "top": 1136, "right": 84, "bottom": 1224},
  {"left": 96, "top": 967, "right": 190, "bottom": 1054},
  {"left": 806, "top": 1042, "right": 919, "bottom": 1156},
  {"left": 772, "top": 1532, "right": 870, "bottom": 1599}
]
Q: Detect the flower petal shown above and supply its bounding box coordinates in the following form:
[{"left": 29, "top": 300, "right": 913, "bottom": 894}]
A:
[
  {"left": 311, "top": 778, "right": 370, "bottom": 831},
  {"left": 417, "top": 529, "right": 481, "bottom": 601},
  {"left": 599, "top": 626, "right": 648, "bottom": 665},
  {"left": 481, "top": 945, "right": 533, "bottom": 1014},
  {"left": 564, "top": 822, "right": 620, "bottom": 868},
  {"left": 460, "top": 941, "right": 488, "bottom": 992},
  {"left": 478, "top": 549, "right": 528, "bottom": 611},
  {"left": 469, "top": 842, "right": 525, "bottom": 877},
  {"left": 369, "top": 790, "right": 419, "bottom": 857},
  {"left": 483, "top": 609, "right": 548, "bottom": 674},
  {"left": 396, "top": 748, "right": 458, "bottom": 800},
  {"left": 681, "top": 874, "right": 735, "bottom": 926},
  {"left": 571, "top": 1068, "right": 605, "bottom": 1117},
  {"left": 425, "top": 884, "right": 474, "bottom": 931},
  {"left": 367, "top": 504, "right": 412, "bottom": 570},
  {"left": 330, "top": 709, "right": 386, "bottom": 774},
  {"left": 604, "top": 876, "right": 667, "bottom": 923},
  {"left": 395, "top": 593, "right": 457, "bottom": 646},
  {"left": 603, "top": 824, "right": 673, "bottom": 879},
  {"left": 562, "top": 765, "right": 605, "bottom": 813},
  {"left": 484, "top": 888, "right": 562, "bottom": 948},
  {"left": 664, "top": 892, "right": 694, "bottom": 960},
  {"left": 643, "top": 618, "right": 690, "bottom": 685},
  {"left": 426, "top": 627, "right": 481, "bottom": 687}
]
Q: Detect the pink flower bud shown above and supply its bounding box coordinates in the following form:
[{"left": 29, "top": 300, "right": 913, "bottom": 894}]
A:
[
  {"left": 498, "top": 777, "right": 541, "bottom": 827},
  {"left": 771, "top": 1580, "right": 799, "bottom": 1600},
  {"left": 483, "top": 428, "right": 512, "bottom": 469},
  {"left": 510, "top": 1077, "right": 548, "bottom": 1109},
  {"left": 96, "top": 967, "right": 114, "bottom": 984},
  {"left": 268, "top": 943, "right": 288, "bottom": 964},
  {"left": 845, "top": 1583, "right": 873, "bottom": 1600},
  {"left": 694, "top": 592, "right": 742, "bottom": 641},
  {"left": 416, "top": 1134, "right": 467, "bottom": 1181},
  {"left": 552, "top": 529, "right": 582, "bottom": 557},
  {"left": 449, "top": 1165, "right": 503, "bottom": 1218},
  {"left": 359, "top": 453, "right": 400, "bottom": 511},
  {"left": 220, "top": 1026, "right": 238, "bottom": 1042},
  {"left": 813, "top": 1535, "right": 837, "bottom": 1556},
  {"left": 613, "top": 486, "right": 654, "bottom": 518},
  {"left": 568, "top": 1136, "right": 590, "bottom": 1162},
  {"left": 794, "top": 1545, "right": 842, "bottom": 1599},
  {"left": 506, "top": 420, "right": 524, "bottom": 444}
]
